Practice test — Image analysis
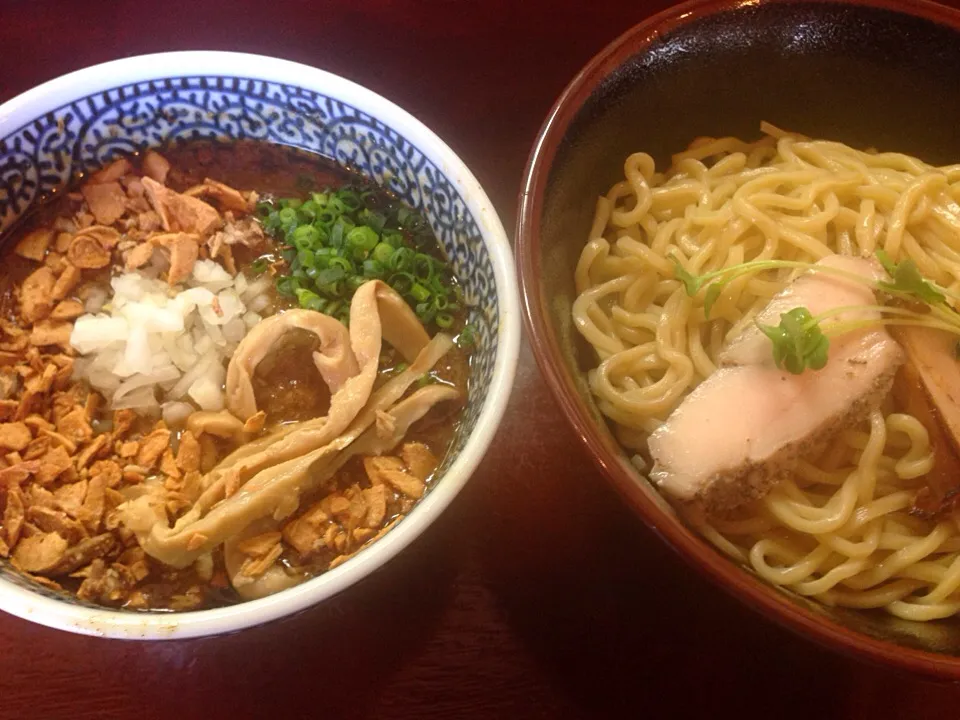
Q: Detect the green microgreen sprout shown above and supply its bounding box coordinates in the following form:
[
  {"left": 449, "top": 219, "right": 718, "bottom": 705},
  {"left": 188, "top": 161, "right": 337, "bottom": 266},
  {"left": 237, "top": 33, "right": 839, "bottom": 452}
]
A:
[
  {"left": 757, "top": 307, "right": 829, "bottom": 375},
  {"left": 875, "top": 249, "right": 946, "bottom": 306},
  {"left": 670, "top": 250, "right": 960, "bottom": 373}
]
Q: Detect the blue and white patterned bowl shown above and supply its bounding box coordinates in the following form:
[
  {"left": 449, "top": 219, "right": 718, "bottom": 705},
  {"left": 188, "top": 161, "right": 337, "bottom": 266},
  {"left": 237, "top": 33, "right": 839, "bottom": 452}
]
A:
[{"left": 0, "top": 51, "right": 520, "bottom": 639}]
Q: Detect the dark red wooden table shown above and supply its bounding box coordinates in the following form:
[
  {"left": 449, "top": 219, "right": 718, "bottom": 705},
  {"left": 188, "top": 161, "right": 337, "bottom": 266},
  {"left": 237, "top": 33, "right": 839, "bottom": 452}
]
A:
[{"left": 2, "top": 1, "right": 959, "bottom": 717}]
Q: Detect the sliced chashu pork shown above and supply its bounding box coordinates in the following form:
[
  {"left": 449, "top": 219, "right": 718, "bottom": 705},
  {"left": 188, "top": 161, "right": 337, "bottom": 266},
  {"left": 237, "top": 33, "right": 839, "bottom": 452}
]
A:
[
  {"left": 648, "top": 255, "right": 904, "bottom": 513},
  {"left": 890, "top": 325, "right": 960, "bottom": 517}
]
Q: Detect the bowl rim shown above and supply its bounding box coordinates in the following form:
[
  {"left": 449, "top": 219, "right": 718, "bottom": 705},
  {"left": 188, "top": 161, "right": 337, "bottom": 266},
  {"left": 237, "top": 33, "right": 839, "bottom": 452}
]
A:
[
  {"left": 0, "top": 50, "right": 521, "bottom": 640},
  {"left": 516, "top": 0, "right": 960, "bottom": 679}
]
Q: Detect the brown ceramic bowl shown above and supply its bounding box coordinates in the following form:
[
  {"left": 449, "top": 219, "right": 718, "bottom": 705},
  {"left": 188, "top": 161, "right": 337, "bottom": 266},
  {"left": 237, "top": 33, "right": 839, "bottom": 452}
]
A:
[{"left": 517, "top": 0, "right": 960, "bottom": 679}]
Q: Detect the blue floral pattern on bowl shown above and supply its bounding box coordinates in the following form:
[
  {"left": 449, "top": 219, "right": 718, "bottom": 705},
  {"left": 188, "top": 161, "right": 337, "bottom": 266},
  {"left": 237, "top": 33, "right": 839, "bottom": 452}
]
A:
[{"left": 0, "top": 75, "right": 499, "bottom": 609}]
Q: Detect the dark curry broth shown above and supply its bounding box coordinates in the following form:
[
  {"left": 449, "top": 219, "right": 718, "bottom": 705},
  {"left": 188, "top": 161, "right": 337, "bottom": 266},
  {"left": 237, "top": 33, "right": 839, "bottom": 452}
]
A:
[{"left": 0, "top": 139, "right": 471, "bottom": 610}]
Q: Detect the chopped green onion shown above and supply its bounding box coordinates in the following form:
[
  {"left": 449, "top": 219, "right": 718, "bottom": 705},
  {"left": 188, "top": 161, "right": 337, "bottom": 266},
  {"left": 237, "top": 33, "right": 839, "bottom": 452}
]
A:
[
  {"left": 329, "top": 221, "right": 345, "bottom": 248},
  {"left": 296, "top": 288, "right": 321, "bottom": 306},
  {"left": 372, "top": 242, "right": 395, "bottom": 266},
  {"left": 358, "top": 208, "right": 386, "bottom": 233},
  {"left": 363, "top": 259, "right": 384, "bottom": 278},
  {"left": 390, "top": 247, "right": 415, "bottom": 272},
  {"left": 328, "top": 256, "right": 353, "bottom": 274},
  {"left": 410, "top": 282, "right": 431, "bottom": 303},
  {"left": 457, "top": 324, "right": 476, "bottom": 348},
  {"left": 298, "top": 200, "right": 319, "bottom": 220},
  {"left": 414, "top": 254, "right": 434, "bottom": 280},
  {"left": 313, "top": 247, "right": 333, "bottom": 265},
  {"left": 264, "top": 182, "right": 468, "bottom": 334},
  {"left": 390, "top": 272, "right": 415, "bottom": 294},
  {"left": 276, "top": 276, "right": 299, "bottom": 297},
  {"left": 415, "top": 301, "right": 435, "bottom": 320},
  {"left": 346, "top": 226, "right": 379, "bottom": 257},
  {"left": 337, "top": 190, "right": 362, "bottom": 212},
  {"left": 382, "top": 229, "right": 404, "bottom": 248},
  {"left": 316, "top": 209, "right": 337, "bottom": 226},
  {"left": 316, "top": 266, "right": 346, "bottom": 285},
  {"left": 292, "top": 224, "right": 320, "bottom": 248}
]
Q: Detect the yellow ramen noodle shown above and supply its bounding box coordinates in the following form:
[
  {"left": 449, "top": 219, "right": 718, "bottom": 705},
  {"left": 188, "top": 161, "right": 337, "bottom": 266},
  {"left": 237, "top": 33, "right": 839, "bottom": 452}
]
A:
[{"left": 573, "top": 123, "right": 960, "bottom": 621}]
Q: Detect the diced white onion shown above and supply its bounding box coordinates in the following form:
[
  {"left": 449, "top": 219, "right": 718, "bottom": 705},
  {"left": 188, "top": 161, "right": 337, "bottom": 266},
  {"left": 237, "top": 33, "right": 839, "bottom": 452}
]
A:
[
  {"left": 222, "top": 318, "right": 246, "bottom": 344},
  {"left": 234, "top": 273, "right": 248, "bottom": 295},
  {"left": 241, "top": 275, "right": 271, "bottom": 302},
  {"left": 217, "top": 289, "right": 244, "bottom": 324},
  {"left": 202, "top": 319, "right": 225, "bottom": 347},
  {"left": 112, "top": 386, "right": 162, "bottom": 412},
  {"left": 70, "top": 268, "right": 265, "bottom": 414},
  {"left": 247, "top": 295, "right": 270, "bottom": 314},
  {"left": 168, "top": 350, "right": 219, "bottom": 401},
  {"left": 162, "top": 401, "right": 195, "bottom": 426},
  {"left": 114, "top": 365, "right": 180, "bottom": 405},
  {"left": 188, "top": 375, "right": 224, "bottom": 411},
  {"left": 192, "top": 259, "right": 233, "bottom": 292},
  {"left": 71, "top": 316, "right": 130, "bottom": 353},
  {"left": 111, "top": 273, "right": 146, "bottom": 301},
  {"left": 117, "top": 325, "right": 153, "bottom": 377}
]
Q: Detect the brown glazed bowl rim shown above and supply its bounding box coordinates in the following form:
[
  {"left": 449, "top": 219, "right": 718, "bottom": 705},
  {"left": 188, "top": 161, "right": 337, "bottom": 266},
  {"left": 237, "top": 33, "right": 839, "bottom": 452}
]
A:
[{"left": 516, "top": 0, "right": 960, "bottom": 680}]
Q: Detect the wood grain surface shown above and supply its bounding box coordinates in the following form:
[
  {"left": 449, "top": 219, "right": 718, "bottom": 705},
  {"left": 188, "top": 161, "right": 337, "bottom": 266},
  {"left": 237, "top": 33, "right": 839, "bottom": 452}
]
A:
[{"left": 1, "top": 0, "right": 960, "bottom": 717}]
